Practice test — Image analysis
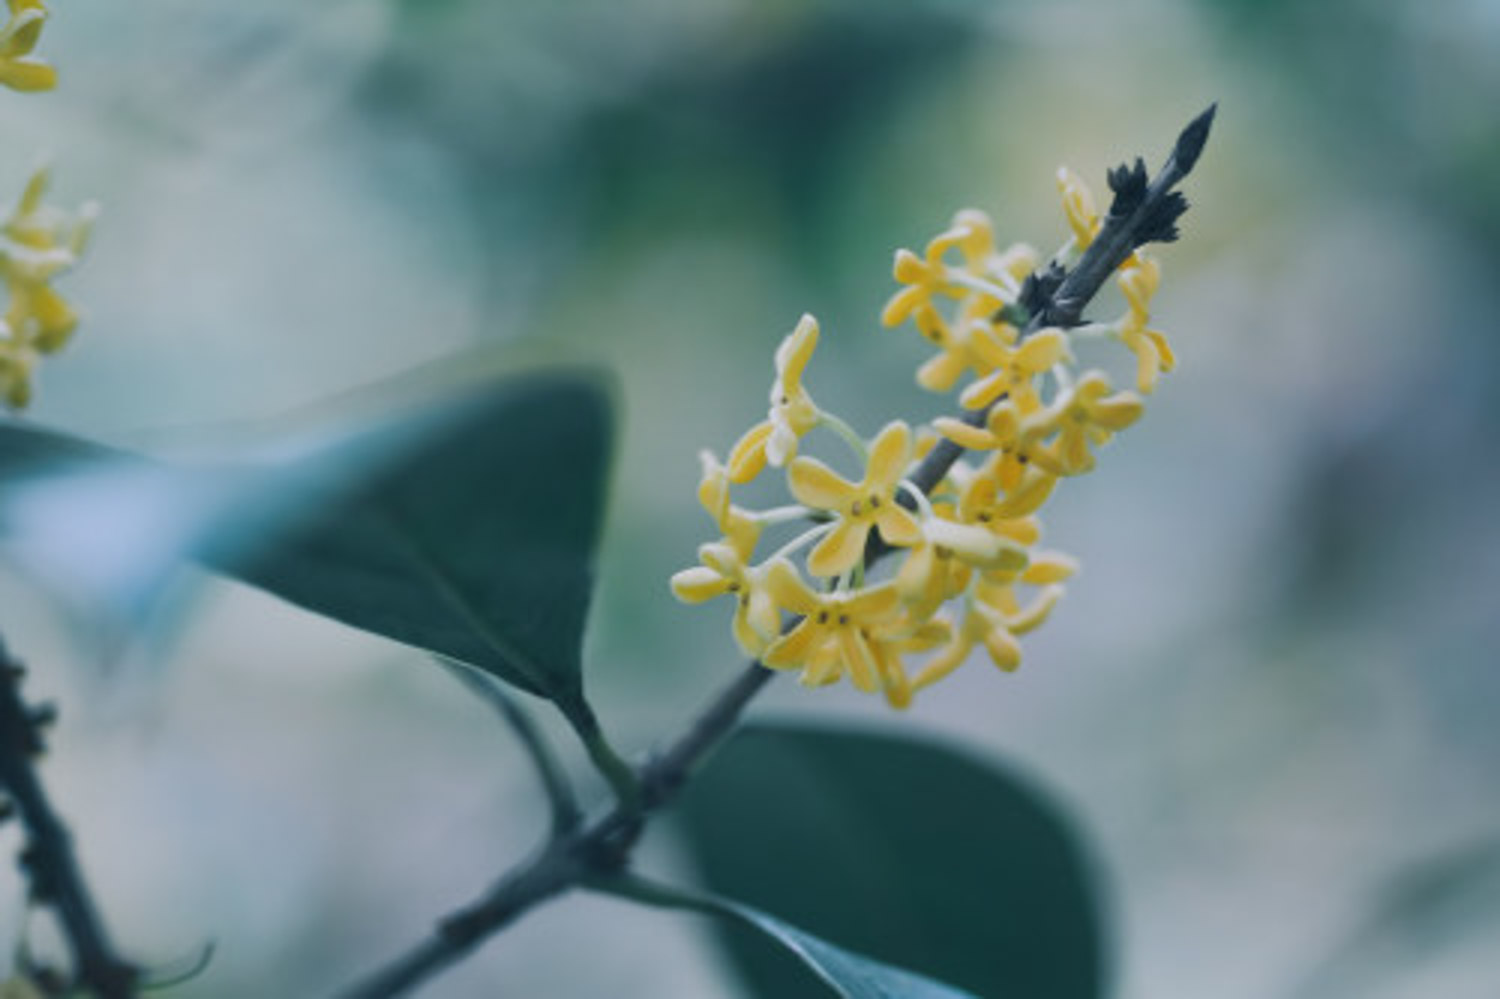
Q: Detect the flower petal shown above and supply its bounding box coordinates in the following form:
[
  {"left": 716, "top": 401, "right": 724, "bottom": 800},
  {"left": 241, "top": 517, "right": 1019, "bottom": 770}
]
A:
[
  {"left": 874, "top": 505, "right": 923, "bottom": 548},
  {"left": 670, "top": 566, "right": 731, "bottom": 604},
  {"left": 807, "top": 520, "right": 870, "bottom": 578},
  {"left": 835, "top": 629, "right": 879, "bottom": 692},
  {"left": 763, "top": 617, "right": 823, "bottom": 670},
  {"left": 727, "top": 421, "right": 772, "bottom": 483},
  {"left": 775, "top": 313, "right": 820, "bottom": 391},
  {"left": 1090, "top": 393, "right": 1144, "bottom": 430},
  {"left": 1022, "top": 552, "right": 1078, "bottom": 584},
  {"left": 912, "top": 637, "right": 971, "bottom": 691},
  {"left": 787, "top": 456, "right": 856, "bottom": 511},
  {"left": 933, "top": 416, "right": 997, "bottom": 451},
  {"left": 866, "top": 421, "right": 913, "bottom": 489},
  {"left": 1007, "top": 585, "right": 1064, "bottom": 635},
  {"left": 881, "top": 284, "right": 925, "bottom": 328},
  {"left": 959, "top": 371, "right": 1008, "bottom": 410},
  {"left": 917, "top": 351, "right": 966, "bottom": 393},
  {"left": 1017, "top": 329, "right": 1070, "bottom": 372},
  {"left": 763, "top": 558, "right": 818, "bottom": 614}
]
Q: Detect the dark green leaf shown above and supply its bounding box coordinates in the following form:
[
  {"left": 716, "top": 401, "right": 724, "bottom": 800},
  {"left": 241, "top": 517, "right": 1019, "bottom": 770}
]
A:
[
  {"left": 674, "top": 723, "right": 1106, "bottom": 999},
  {"left": 595, "top": 874, "right": 977, "bottom": 999},
  {"left": 0, "top": 363, "right": 615, "bottom": 704}
]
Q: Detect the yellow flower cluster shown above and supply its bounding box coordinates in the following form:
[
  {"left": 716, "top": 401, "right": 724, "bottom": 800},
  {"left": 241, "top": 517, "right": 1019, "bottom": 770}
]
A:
[
  {"left": 673, "top": 169, "right": 1175, "bottom": 708},
  {"left": 0, "top": 0, "right": 93, "bottom": 410},
  {"left": 0, "top": 166, "right": 96, "bottom": 408},
  {"left": 0, "top": 0, "right": 54, "bottom": 92}
]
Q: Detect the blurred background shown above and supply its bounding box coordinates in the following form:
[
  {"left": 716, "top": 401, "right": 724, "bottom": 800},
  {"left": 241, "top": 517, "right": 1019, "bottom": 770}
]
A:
[{"left": 2, "top": 0, "right": 1499, "bottom": 995}]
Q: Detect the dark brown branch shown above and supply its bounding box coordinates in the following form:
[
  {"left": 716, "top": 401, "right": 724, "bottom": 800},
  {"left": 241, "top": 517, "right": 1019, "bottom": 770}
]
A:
[
  {"left": 0, "top": 638, "right": 136, "bottom": 999},
  {"left": 333, "top": 106, "right": 1215, "bottom": 998}
]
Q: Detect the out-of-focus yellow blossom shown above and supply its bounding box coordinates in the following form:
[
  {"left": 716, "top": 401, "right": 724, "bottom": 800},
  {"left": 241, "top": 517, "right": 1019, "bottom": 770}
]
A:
[
  {"left": 959, "top": 465, "right": 1056, "bottom": 526},
  {"left": 911, "top": 597, "right": 1024, "bottom": 689},
  {"left": 0, "top": 0, "right": 55, "bottom": 92},
  {"left": 895, "top": 512, "right": 1027, "bottom": 615},
  {"left": 787, "top": 420, "right": 923, "bottom": 577},
  {"left": 957, "top": 327, "right": 1072, "bottom": 411},
  {"left": 1056, "top": 166, "right": 1100, "bottom": 251},
  {"left": 1024, "top": 371, "right": 1144, "bottom": 476},
  {"left": 0, "top": 166, "right": 96, "bottom": 410},
  {"left": 728, "top": 313, "right": 822, "bottom": 483},
  {"left": 1116, "top": 254, "right": 1177, "bottom": 393},
  {"left": 881, "top": 246, "right": 968, "bottom": 329},
  {"left": 761, "top": 567, "right": 933, "bottom": 707},
  {"left": 881, "top": 210, "right": 1040, "bottom": 330},
  {"left": 933, "top": 401, "right": 1058, "bottom": 491},
  {"left": 696, "top": 449, "right": 761, "bottom": 555},
  {"left": 910, "top": 301, "right": 1016, "bottom": 393},
  {"left": 671, "top": 545, "right": 787, "bottom": 657}
]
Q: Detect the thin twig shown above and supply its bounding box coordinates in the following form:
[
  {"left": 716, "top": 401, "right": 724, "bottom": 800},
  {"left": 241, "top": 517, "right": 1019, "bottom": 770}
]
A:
[
  {"left": 436, "top": 658, "right": 582, "bottom": 834},
  {"left": 0, "top": 637, "right": 136, "bottom": 999},
  {"left": 332, "top": 106, "right": 1215, "bottom": 999}
]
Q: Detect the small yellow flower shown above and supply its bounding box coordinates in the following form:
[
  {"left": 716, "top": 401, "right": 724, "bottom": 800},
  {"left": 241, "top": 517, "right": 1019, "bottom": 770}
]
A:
[
  {"left": 910, "top": 300, "right": 1016, "bottom": 394},
  {"left": 933, "top": 401, "right": 1059, "bottom": 491},
  {"left": 696, "top": 449, "right": 761, "bottom": 556},
  {"left": 929, "top": 208, "right": 997, "bottom": 269},
  {"left": 911, "top": 597, "right": 1025, "bottom": 690},
  {"left": 670, "top": 545, "right": 786, "bottom": 657},
  {"left": 0, "top": 166, "right": 96, "bottom": 410},
  {"left": 895, "top": 512, "right": 1028, "bottom": 616},
  {"left": 881, "top": 247, "right": 963, "bottom": 329},
  {"left": 0, "top": 0, "right": 55, "bottom": 92},
  {"left": 787, "top": 420, "right": 923, "bottom": 577},
  {"left": 958, "top": 465, "right": 1056, "bottom": 530},
  {"left": 1116, "top": 254, "right": 1177, "bottom": 393},
  {"left": 762, "top": 566, "right": 930, "bottom": 706},
  {"left": 1056, "top": 166, "right": 1100, "bottom": 251},
  {"left": 727, "top": 313, "right": 822, "bottom": 483},
  {"left": 957, "top": 327, "right": 1072, "bottom": 411},
  {"left": 910, "top": 553, "right": 1072, "bottom": 692},
  {"left": 1023, "top": 371, "right": 1144, "bottom": 476}
]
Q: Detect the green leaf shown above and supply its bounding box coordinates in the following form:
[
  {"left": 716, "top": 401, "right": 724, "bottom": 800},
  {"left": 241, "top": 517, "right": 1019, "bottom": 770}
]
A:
[
  {"left": 591, "top": 874, "right": 979, "bottom": 999},
  {"left": 0, "top": 364, "right": 615, "bottom": 705},
  {"left": 673, "top": 723, "right": 1105, "bottom": 999}
]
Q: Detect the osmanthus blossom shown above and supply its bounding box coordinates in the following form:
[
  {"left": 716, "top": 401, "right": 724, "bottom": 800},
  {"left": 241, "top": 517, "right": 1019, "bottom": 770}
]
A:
[
  {"left": 956, "top": 327, "right": 1072, "bottom": 412},
  {"left": 911, "top": 572, "right": 1068, "bottom": 693},
  {"left": 0, "top": 164, "right": 96, "bottom": 409},
  {"left": 670, "top": 545, "right": 786, "bottom": 658},
  {"left": 673, "top": 152, "right": 1188, "bottom": 706},
  {"left": 932, "top": 401, "right": 1038, "bottom": 492},
  {"left": 1022, "top": 371, "right": 1144, "bottom": 477},
  {"left": 1115, "top": 253, "right": 1177, "bottom": 393},
  {"left": 786, "top": 420, "right": 923, "bottom": 578},
  {"left": 760, "top": 567, "right": 947, "bottom": 709},
  {"left": 695, "top": 449, "right": 761, "bottom": 556},
  {"left": 0, "top": 0, "right": 55, "bottom": 93},
  {"left": 728, "top": 313, "right": 825, "bottom": 483},
  {"left": 880, "top": 208, "right": 1037, "bottom": 330},
  {"left": 909, "top": 301, "right": 1013, "bottom": 394},
  {"left": 895, "top": 511, "right": 1028, "bottom": 618},
  {"left": 1056, "top": 166, "right": 1100, "bottom": 252}
]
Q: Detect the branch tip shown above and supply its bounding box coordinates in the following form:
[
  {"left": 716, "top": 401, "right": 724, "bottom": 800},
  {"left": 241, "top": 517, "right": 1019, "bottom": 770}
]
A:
[{"left": 1173, "top": 102, "right": 1217, "bottom": 176}]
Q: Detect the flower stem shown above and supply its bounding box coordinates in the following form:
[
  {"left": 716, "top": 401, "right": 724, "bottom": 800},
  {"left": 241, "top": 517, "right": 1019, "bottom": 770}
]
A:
[{"left": 818, "top": 412, "right": 868, "bottom": 463}]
